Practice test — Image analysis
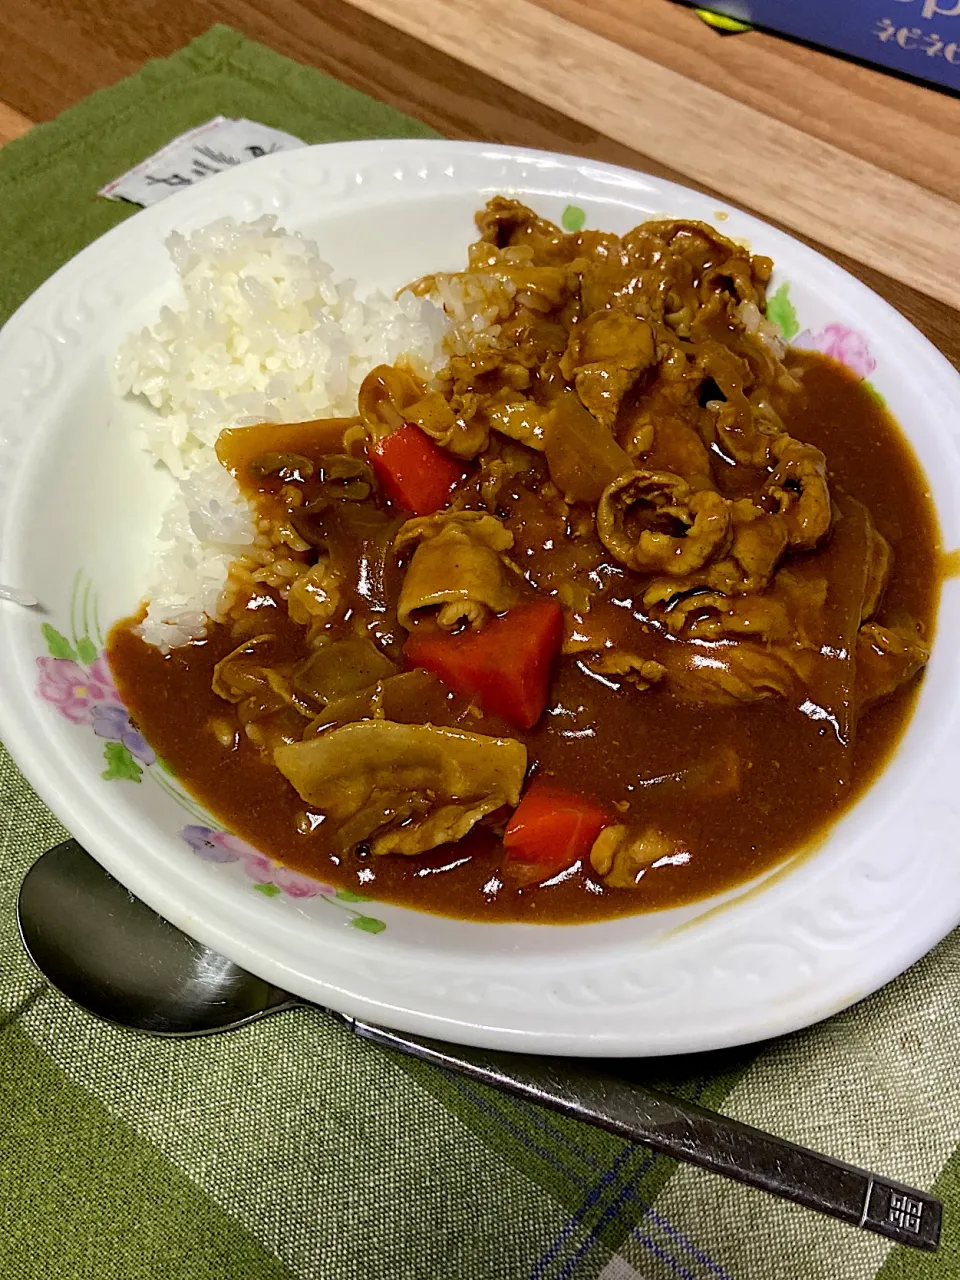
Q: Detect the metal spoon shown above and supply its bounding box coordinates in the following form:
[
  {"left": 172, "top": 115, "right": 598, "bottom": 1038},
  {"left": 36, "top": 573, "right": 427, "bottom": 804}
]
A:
[{"left": 17, "top": 838, "right": 940, "bottom": 1252}]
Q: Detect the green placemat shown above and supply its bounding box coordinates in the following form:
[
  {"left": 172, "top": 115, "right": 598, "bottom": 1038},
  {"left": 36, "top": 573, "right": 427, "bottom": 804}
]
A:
[{"left": 1, "top": 25, "right": 958, "bottom": 1280}]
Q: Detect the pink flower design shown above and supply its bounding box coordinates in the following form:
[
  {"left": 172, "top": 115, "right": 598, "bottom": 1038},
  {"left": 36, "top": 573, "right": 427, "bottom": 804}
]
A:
[
  {"left": 36, "top": 656, "right": 123, "bottom": 725},
  {"left": 215, "top": 831, "right": 258, "bottom": 859},
  {"left": 180, "top": 825, "right": 335, "bottom": 897},
  {"left": 238, "top": 850, "right": 280, "bottom": 884},
  {"left": 183, "top": 826, "right": 259, "bottom": 862},
  {"left": 792, "top": 324, "right": 875, "bottom": 380},
  {"left": 88, "top": 654, "right": 122, "bottom": 701},
  {"left": 273, "top": 865, "right": 335, "bottom": 899}
]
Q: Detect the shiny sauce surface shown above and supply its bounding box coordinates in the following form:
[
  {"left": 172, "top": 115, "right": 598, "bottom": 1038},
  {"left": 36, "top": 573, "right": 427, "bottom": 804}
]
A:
[{"left": 109, "top": 354, "right": 940, "bottom": 923}]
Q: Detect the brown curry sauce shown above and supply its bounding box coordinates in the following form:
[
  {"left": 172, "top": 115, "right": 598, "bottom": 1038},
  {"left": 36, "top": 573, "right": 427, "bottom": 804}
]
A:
[{"left": 109, "top": 353, "right": 940, "bottom": 924}]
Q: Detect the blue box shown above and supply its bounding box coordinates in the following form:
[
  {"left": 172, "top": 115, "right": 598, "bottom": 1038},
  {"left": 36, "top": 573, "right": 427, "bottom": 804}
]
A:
[{"left": 680, "top": 0, "right": 960, "bottom": 91}]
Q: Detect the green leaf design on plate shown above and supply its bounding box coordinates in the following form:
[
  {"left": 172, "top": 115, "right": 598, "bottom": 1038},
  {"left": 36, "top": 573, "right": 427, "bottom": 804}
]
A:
[
  {"left": 351, "top": 915, "right": 386, "bottom": 934},
  {"left": 101, "top": 741, "right": 143, "bottom": 783},
  {"left": 42, "top": 624, "right": 77, "bottom": 662},
  {"left": 766, "top": 283, "right": 799, "bottom": 341},
  {"left": 561, "top": 204, "right": 586, "bottom": 233},
  {"left": 335, "top": 889, "right": 369, "bottom": 903},
  {"left": 253, "top": 882, "right": 282, "bottom": 897},
  {"left": 76, "top": 636, "right": 98, "bottom": 666},
  {"left": 863, "top": 381, "right": 887, "bottom": 409}
]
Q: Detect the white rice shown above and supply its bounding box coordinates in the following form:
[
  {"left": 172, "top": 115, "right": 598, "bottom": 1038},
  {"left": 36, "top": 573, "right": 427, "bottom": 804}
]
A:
[{"left": 116, "top": 216, "right": 447, "bottom": 650}]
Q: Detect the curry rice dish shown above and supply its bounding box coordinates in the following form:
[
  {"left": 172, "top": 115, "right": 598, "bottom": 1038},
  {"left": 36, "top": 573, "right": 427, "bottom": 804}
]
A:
[{"left": 110, "top": 199, "right": 940, "bottom": 924}]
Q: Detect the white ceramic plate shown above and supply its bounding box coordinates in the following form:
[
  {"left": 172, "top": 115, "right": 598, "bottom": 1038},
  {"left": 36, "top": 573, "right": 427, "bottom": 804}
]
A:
[{"left": 2, "top": 139, "right": 959, "bottom": 1057}]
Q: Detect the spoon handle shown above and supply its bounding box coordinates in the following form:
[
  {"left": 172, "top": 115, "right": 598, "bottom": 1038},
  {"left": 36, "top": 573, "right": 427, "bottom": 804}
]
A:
[{"left": 347, "top": 1017, "right": 940, "bottom": 1252}]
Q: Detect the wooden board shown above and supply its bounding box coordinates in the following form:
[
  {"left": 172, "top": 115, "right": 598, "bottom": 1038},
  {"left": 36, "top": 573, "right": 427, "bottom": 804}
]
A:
[
  {"left": 533, "top": 0, "right": 960, "bottom": 206},
  {"left": 0, "top": 100, "right": 30, "bottom": 146},
  {"left": 0, "top": 0, "right": 958, "bottom": 366}
]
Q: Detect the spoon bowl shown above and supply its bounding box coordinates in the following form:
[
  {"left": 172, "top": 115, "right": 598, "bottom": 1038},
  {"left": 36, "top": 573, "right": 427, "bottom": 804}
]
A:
[{"left": 17, "top": 838, "right": 298, "bottom": 1035}]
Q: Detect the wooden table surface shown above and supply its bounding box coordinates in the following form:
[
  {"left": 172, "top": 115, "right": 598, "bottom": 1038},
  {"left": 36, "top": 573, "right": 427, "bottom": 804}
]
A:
[{"left": 1, "top": 0, "right": 958, "bottom": 368}]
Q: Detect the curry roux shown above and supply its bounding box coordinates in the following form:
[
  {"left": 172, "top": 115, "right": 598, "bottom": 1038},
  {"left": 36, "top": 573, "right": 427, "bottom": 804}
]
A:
[{"left": 108, "top": 354, "right": 940, "bottom": 923}]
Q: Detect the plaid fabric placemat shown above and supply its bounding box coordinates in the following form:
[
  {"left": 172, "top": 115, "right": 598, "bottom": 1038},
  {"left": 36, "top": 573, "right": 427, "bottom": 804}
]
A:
[{"left": 1, "top": 25, "right": 958, "bottom": 1279}]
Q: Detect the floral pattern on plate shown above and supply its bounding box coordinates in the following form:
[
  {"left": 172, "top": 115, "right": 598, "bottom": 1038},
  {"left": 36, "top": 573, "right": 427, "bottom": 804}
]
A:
[
  {"left": 182, "top": 824, "right": 385, "bottom": 931},
  {"left": 768, "top": 281, "right": 877, "bottom": 382},
  {"left": 36, "top": 582, "right": 154, "bottom": 782},
  {"left": 792, "top": 323, "right": 876, "bottom": 380}
]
